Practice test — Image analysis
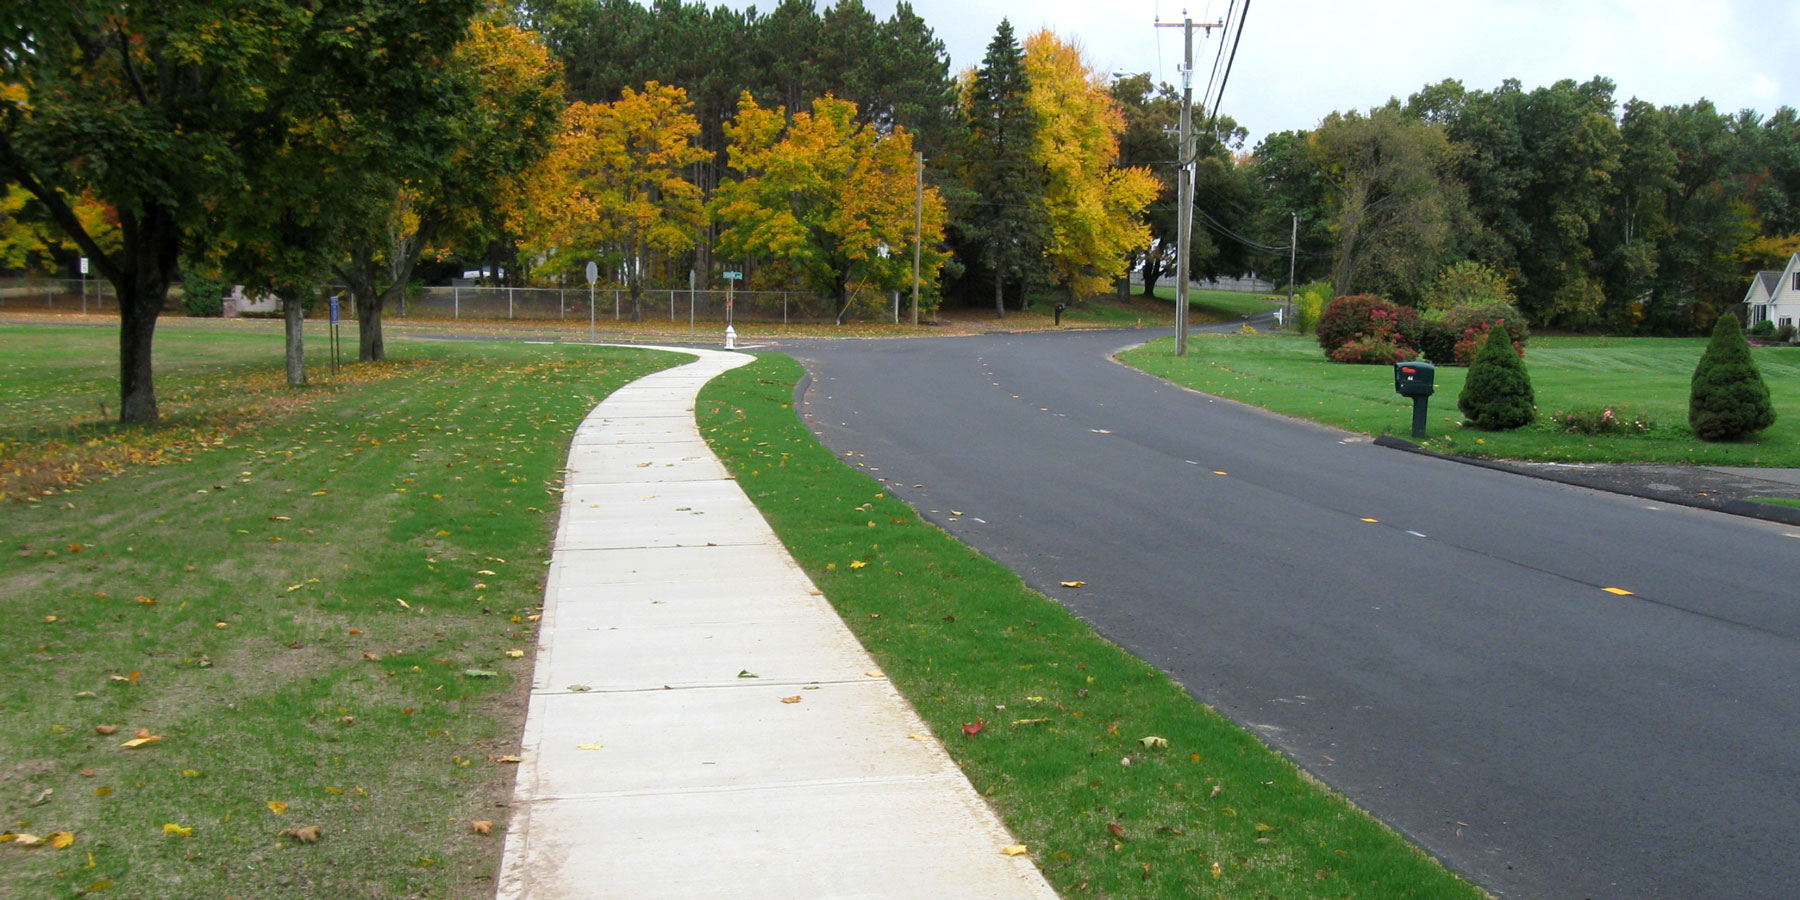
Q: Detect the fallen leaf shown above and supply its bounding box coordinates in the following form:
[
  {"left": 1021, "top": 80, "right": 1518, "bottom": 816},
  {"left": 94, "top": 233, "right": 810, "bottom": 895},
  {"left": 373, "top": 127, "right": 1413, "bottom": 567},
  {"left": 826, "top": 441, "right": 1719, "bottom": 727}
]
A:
[
  {"left": 280, "top": 825, "right": 322, "bottom": 843},
  {"left": 849, "top": 560, "right": 867, "bottom": 569},
  {"left": 395, "top": 598, "right": 411, "bottom": 609},
  {"left": 1060, "top": 581, "right": 1085, "bottom": 588},
  {"left": 1108, "top": 823, "right": 1126, "bottom": 838},
  {"left": 120, "top": 727, "right": 161, "bottom": 749},
  {"left": 181, "top": 769, "right": 200, "bottom": 778},
  {"left": 135, "top": 596, "right": 157, "bottom": 605},
  {"left": 1211, "top": 860, "right": 1223, "bottom": 878},
  {"left": 779, "top": 696, "right": 802, "bottom": 704},
  {"left": 504, "top": 649, "right": 525, "bottom": 658},
  {"left": 94, "top": 724, "right": 117, "bottom": 735},
  {"left": 49, "top": 831, "right": 74, "bottom": 850},
  {"left": 362, "top": 652, "right": 381, "bottom": 661},
  {"left": 6, "top": 832, "right": 43, "bottom": 846},
  {"left": 1001, "top": 844, "right": 1029, "bottom": 857},
  {"left": 908, "top": 733, "right": 929, "bottom": 741},
  {"left": 493, "top": 755, "right": 521, "bottom": 764},
  {"left": 1139, "top": 735, "right": 1169, "bottom": 749},
  {"left": 1255, "top": 822, "right": 1275, "bottom": 832},
  {"left": 267, "top": 801, "right": 289, "bottom": 816},
  {"left": 865, "top": 671, "right": 885, "bottom": 678},
  {"left": 470, "top": 820, "right": 493, "bottom": 836},
  {"left": 162, "top": 823, "right": 192, "bottom": 837},
  {"left": 575, "top": 743, "right": 604, "bottom": 750},
  {"left": 463, "top": 669, "right": 498, "bottom": 678},
  {"left": 962, "top": 719, "right": 985, "bottom": 737},
  {"left": 566, "top": 684, "right": 591, "bottom": 692},
  {"left": 1011, "top": 718, "right": 1050, "bottom": 726},
  {"left": 94, "top": 787, "right": 112, "bottom": 797}
]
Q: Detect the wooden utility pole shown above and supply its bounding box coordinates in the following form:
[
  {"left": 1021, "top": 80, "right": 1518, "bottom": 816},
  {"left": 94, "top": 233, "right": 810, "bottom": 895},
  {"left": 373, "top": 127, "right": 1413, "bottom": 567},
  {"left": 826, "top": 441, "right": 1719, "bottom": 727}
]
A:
[
  {"left": 1286, "top": 211, "right": 1298, "bottom": 326},
  {"left": 912, "top": 152, "right": 924, "bottom": 326},
  {"left": 1156, "top": 12, "right": 1222, "bottom": 356}
]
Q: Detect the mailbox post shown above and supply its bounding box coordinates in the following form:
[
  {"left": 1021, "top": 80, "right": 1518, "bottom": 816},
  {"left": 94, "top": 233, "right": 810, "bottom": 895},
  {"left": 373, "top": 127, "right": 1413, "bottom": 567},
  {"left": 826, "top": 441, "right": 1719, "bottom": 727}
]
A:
[{"left": 1393, "top": 361, "right": 1436, "bottom": 438}]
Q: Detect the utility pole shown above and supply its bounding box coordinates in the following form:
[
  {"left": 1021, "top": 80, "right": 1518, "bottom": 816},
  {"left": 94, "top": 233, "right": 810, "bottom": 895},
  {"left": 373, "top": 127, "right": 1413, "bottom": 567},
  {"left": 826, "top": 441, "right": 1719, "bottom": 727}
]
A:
[
  {"left": 1286, "top": 211, "right": 1298, "bottom": 326},
  {"left": 1156, "top": 12, "right": 1222, "bottom": 356},
  {"left": 912, "top": 152, "right": 924, "bottom": 326}
]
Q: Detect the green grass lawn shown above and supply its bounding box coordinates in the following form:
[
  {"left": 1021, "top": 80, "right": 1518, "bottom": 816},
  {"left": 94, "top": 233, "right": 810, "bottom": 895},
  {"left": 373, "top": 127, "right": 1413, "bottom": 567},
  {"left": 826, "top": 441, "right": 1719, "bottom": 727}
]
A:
[
  {"left": 1149, "top": 285, "right": 1284, "bottom": 322},
  {"left": 0, "top": 325, "right": 678, "bottom": 898},
  {"left": 697, "top": 355, "right": 1487, "bottom": 900},
  {"left": 1121, "top": 333, "right": 1800, "bottom": 466}
]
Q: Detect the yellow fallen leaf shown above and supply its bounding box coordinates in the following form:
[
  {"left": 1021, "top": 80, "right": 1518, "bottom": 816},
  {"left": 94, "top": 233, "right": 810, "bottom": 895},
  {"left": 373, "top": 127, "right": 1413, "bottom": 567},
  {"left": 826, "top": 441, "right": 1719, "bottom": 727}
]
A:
[
  {"left": 575, "top": 743, "right": 604, "bottom": 750},
  {"left": 395, "top": 598, "right": 411, "bottom": 609},
  {"left": 1211, "top": 860, "right": 1223, "bottom": 878},
  {"left": 1060, "top": 581, "right": 1085, "bottom": 588},
  {"left": 1255, "top": 822, "right": 1275, "bottom": 832},
  {"left": 476, "top": 569, "right": 496, "bottom": 576},
  {"left": 849, "top": 560, "right": 867, "bottom": 569},
  {"left": 49, "top": 831, "right": 74, "bottom": 849},
  {"left": 908, "top": 733, "right": 929, "bottom": 741},
  {"left": 267, "top": 801, "right": 289, "bottom": 816},
  {"left": 94, "top": 787, "right": 112, "bottom": 797},
  {"left": 470, "top": 820, "right": 493, "bottom": 836},
  {"left": 7, "top": 832, "right": 43, "bottom": 846},
  {"left": 505, "top": 649, "right": 525, "bottom": 658},
  {"left": 779, "top": 696, "right": 802, "bottom": 704},
  {"left": 1139, "top": 735, "right": 1169, "bottom": 749},
  {"left": 493, "top": 755, "right": 522, "bottom": 764},
  {"left": 1001, "top": 844, "right": 1029, "bottom": 857},
  {"left": 163, "top": 823, "right": 192, "bottom": 837},
  {"left": 120, "top": 733, "right": 161, "bottom": 749},
  {"left": 180, "top": 769, "right": 200, "bottom": 778},
  {"left": 865, "top": 671, "right": 885, "bottom": 678},
  {"left": 43, "top": 615, "right": 58, "bottom": 623}
]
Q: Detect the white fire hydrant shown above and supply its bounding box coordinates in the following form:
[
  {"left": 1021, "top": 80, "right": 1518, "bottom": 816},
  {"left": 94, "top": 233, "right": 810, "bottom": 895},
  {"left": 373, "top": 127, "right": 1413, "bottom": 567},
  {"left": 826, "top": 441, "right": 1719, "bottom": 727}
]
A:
[{"left": 724, "top": 325, "right": 737, "bottom": 349}]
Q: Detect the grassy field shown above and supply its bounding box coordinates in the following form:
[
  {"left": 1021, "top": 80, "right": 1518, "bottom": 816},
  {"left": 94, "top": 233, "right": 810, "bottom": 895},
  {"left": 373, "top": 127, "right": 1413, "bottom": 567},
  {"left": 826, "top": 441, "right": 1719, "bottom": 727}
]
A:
[
  {"left": 1121, "top": 332, "right": 1800, "bottom": 466},
  {"left": 1148, "top": 285, "right": 1285, "bottom": 322},
  {"left": 0, "top": 325, "right": 677, "bottom": 898},
  {"left": 697, "top": 355, "right": 1487, "bottom": 900}
]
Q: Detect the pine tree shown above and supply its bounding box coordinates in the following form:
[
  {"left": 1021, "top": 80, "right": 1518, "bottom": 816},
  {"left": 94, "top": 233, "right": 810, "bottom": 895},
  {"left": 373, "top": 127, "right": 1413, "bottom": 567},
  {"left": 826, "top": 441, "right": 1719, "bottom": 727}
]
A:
[
  {"left": 1689, "top": 313, "right": 1775, "bottom": 441},
  {"left": 1458, "top": 327, "right": 1536, "bottom": 429},
  {"left": 963, "top": 19, "right": 1049, "bottom": 317}
]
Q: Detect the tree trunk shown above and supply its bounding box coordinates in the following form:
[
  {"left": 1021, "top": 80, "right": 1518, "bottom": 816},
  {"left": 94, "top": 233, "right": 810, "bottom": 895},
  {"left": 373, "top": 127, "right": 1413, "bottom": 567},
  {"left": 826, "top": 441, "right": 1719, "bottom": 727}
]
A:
[
  {"left": 993, "top": 270, "right": 1005, "bottom": 318},
  {"left": 284, "top": 290, "right": 307, "bottom": 386},
  {"left": 117, "top": 205, "right": 180, "bottom": 424},
  {"left": 344, "top": 244, "right": 384, "bottom": 364}
]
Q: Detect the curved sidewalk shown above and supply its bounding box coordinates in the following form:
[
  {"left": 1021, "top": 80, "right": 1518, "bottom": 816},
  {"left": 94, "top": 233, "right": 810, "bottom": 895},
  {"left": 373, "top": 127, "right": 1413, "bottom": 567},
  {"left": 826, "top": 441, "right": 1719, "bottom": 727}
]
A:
[{"left": 498, "top": 346, "right": 1057, "bottom": 900}]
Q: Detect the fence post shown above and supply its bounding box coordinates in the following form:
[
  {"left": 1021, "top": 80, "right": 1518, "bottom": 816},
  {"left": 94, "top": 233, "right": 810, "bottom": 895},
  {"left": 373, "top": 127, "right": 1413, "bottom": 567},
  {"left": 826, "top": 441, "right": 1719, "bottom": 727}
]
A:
[
  {"left": 614, "top": 288, "right": 620, "bottom": 321},
  {"left": 783, "top": 293, "right": 788, "bottom": 325},
  {"left": 508, "top": 286, "right": 515, "bottom": 320},
  {"left": 559, "top": 287, "right": 565, "bottom": 321},
  {"left": 453, "top": 285, "right": 460, "bottom": 319}
]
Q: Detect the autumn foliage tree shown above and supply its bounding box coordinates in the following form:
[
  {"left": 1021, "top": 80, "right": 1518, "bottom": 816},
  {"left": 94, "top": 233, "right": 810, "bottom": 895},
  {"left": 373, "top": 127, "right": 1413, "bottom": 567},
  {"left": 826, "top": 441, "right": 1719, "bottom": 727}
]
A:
[
  {"left": 1022, "top": 30, "right": 1158, "bottom": 300},
  {"left": 714, "top": 93, "right": 947, "bottom": 323},
  {"left": 514, "top": 81, "right": 708, "bottom": 322}
]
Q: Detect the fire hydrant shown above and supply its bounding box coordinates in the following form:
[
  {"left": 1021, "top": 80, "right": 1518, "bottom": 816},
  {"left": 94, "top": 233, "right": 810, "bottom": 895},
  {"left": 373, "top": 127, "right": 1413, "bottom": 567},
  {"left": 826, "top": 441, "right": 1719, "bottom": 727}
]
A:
[{"left": 724, "top": 325, "right": 737, "bottom": 350}]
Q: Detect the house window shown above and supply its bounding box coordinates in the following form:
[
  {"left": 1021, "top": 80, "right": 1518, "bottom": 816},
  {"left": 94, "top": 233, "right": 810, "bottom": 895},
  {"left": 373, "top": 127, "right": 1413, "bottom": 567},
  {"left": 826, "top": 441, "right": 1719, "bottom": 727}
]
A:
[
  {"left": 1782, "top": 317, "right": 1795, "bottom": 331},
  {"left": 1794, "top": 272, "right": 1800, "bottom": 290}
]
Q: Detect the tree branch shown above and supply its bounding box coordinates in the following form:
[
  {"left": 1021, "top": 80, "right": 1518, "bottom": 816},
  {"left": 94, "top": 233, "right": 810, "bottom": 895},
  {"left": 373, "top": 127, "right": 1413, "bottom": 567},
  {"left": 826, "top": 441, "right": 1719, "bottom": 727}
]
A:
[
  {"left": 0, "top": 134, "right": 124, "bottom": 285},
  {"left": 115, "top": 26, "right": 153, "bottom": 107}
]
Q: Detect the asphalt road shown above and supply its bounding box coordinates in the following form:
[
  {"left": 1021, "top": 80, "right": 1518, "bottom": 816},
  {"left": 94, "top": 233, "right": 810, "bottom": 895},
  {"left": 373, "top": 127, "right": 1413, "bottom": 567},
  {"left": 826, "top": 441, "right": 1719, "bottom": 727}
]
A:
[{"left": 777, "top": 326, "right": 1800, "bottom": 900}]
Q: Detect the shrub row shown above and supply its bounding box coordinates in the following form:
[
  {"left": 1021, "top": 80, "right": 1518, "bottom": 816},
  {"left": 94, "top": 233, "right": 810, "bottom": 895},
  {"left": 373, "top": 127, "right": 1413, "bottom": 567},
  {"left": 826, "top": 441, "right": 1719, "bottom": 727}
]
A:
[{"left": 1318, "top": 294, "right": 1527, "bottom": 367}]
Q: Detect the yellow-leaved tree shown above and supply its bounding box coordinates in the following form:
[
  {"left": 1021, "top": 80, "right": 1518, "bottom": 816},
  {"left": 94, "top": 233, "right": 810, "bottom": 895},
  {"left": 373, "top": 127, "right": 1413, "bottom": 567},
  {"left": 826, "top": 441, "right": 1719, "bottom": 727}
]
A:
[
  {"left": 713, "top": 93, "right": 948, "bottom": 323},
  {"left": 1023, "top": 31, "right": 1159, "bottom": 299},
  {"left": 515, "top": 81, "right": 707, "bottom": 321}
]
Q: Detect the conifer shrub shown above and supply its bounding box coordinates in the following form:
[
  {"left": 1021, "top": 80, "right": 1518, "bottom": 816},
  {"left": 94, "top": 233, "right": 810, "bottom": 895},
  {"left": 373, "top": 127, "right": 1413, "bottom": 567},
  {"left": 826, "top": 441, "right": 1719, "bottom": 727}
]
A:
[
  {"left": 1458, "top": 327, "right": 1535, "bottom": 429},
  {"left": 1317, "top": 294, "right": 1419, "bottom": 361},
  {"left": 1688, "top": 313, "right": 1775, "bottom": 441}
]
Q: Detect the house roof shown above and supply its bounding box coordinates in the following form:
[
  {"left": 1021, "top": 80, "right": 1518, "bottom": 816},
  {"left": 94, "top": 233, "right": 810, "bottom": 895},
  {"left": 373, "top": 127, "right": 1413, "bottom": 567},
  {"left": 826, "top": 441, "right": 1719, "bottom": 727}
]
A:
[{"left": 1758, "top": 271, "right": 1781, "bottom": 295}]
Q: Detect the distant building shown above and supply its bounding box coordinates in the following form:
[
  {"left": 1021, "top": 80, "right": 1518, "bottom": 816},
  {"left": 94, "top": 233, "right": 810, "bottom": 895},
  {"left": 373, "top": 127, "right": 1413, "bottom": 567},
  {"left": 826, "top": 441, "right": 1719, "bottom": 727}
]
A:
[{"left": 1744, "top": 252, "right": 1800, "bottom": 336}]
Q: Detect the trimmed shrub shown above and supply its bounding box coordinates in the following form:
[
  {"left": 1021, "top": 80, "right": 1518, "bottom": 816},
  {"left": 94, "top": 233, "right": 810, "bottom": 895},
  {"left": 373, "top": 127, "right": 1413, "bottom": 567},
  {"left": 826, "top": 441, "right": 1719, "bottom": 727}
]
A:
[
  {"left": 1547, "top": 406, "right": 1655, "bottom": 435},
  {"left": 1748, "top": 318, "right": 1776, "bottom": 337},
  {"left": 180, "top": 269, "right": 227, "bottom": 318},
  {"left": 1776, "top": 323, "right": 1798, "bottom": 343},
  {"left": 1418, "top": 319, "right": 1458, "bottom": 365},
  {"left": 1689, "top": 313, "right": 1775, "bottom": 441},
  {"left": 1458, "top": 327, "right": 1535, "bottom": 429},
  {"left": 1423, "top": 260, "right": 1515, "bottom": 312},
  {"left": 1317, "top": 294, "right": 1419, "bottom": 360},
  {"left": 1329, "top": 336, "right": 1413, "bottom": 365}
]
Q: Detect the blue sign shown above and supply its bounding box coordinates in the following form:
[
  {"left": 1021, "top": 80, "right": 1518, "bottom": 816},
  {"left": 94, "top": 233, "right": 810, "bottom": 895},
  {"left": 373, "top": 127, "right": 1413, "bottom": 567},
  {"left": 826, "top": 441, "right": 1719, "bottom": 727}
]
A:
[{"left": 329, "top": 294, "right": 340, "bottom": 324}]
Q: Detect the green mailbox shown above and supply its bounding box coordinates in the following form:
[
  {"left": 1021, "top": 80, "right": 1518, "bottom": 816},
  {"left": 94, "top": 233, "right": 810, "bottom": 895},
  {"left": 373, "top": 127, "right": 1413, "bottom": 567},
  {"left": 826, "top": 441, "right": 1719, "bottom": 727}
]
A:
[
  {"left": 1394, "top": 361, "right": 1435, "bottom": 397},
  {"left": 1394, "top": 361, "right": 1435, "bottom": 437}
]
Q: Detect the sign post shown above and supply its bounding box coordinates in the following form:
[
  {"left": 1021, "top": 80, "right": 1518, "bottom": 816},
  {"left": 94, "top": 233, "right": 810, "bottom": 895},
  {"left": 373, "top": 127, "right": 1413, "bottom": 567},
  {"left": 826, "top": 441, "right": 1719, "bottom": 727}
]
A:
[
  {"left": 722, "top": 270, "right": 742, "bottom": 349},
  {"left": 328, "top": 293, "right": 342, "bottom": 375},
  {"left": 79, "top": 257, "right": 88, "bottom": 314},
  {"left": 585, "top": 261, "right": 598, "bottom": 342}
]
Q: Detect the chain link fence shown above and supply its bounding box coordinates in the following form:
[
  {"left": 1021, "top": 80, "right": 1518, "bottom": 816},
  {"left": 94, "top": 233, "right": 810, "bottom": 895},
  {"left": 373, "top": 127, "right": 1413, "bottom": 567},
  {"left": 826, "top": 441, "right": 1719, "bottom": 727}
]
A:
[{"left": 0, "top": 278, "right": 118, "bottom": 313}]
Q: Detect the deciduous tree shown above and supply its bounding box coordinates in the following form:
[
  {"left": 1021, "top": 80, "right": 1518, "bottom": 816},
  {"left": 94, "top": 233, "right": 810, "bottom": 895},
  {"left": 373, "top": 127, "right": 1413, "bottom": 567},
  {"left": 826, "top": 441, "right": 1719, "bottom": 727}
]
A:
[{"left": 714, "top": 93, "right": 947, "bottom": 322}]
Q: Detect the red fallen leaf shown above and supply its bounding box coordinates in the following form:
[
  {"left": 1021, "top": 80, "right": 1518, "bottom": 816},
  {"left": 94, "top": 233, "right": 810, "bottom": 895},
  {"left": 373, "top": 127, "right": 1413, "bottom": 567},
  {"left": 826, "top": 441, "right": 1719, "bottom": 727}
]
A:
[
  {"left": 962, "top": 719, "right": 985, "bottom": 737},
  {"left": 94, "top": 724, "right": 118, "bottom": 735},
  {"left": 1108, "top": 822, "right": 1126, "bottom": 839}
]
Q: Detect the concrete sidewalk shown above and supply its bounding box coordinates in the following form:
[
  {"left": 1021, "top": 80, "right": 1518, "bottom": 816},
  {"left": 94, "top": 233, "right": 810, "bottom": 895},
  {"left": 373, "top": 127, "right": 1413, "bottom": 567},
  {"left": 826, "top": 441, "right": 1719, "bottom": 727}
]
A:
[{"left": 497, "top": 346, "right": 1057, "bottom": 900}]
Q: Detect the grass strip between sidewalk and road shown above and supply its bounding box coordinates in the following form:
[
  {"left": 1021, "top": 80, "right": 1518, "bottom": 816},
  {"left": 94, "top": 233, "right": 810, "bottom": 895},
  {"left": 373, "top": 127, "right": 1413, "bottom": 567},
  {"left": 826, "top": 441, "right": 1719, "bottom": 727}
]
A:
[
  {"left": 0, "top": 326, "right": 679, "bottom": 899},
  {"left": 1121, "top": 332, "right": 1800, "bottom": 467},
  {"left": 696, "top": 354, "right": 1488, "bottom": 900}
]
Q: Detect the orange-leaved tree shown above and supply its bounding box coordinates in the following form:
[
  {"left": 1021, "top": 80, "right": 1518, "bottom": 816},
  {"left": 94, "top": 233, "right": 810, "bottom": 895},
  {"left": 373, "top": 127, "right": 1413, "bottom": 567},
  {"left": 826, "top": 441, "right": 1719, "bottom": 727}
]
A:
[
  {"left": 714, "top": 93, "right": 947, "bottom": 323},
  {"left": 514, "top": 81, "right": 707, "bottom": 322},
  {"left": 1023, "top": 31, "right": 1159, "bottom": 299}
]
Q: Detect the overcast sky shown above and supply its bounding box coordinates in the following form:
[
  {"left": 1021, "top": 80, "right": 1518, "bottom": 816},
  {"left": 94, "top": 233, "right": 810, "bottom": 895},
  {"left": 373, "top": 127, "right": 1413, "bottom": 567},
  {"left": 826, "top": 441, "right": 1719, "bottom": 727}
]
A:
[{"left": 748, "top": 0, "right": 1799, "bottom": 147}]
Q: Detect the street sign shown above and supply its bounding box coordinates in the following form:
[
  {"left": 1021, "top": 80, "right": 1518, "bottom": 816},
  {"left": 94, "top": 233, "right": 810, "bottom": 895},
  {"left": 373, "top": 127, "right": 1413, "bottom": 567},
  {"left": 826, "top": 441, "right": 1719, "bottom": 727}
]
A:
[
  {"left": 79, "top": 257, "right": 88, "bottom": 275},
  {"left": 585, "top": 261, "right": 599, "bottom": 286},
  {"left": 722, "top": 271, "right": 743, "bottom": 280},
  {"left": 329, "top": 293, "right": 340, "bottom": 324}
]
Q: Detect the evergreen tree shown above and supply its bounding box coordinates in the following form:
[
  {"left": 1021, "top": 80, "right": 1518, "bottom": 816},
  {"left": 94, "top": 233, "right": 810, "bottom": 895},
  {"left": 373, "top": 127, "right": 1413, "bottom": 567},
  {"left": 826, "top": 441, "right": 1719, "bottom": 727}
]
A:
[
  {"left": 963, "top": 19, "right": 1049, "bottom": 317},
  {"left": 1458, "top": 327, "right": 1536, "bottom": 429},
  {"left": 1689, "top": 313, "right": 1775, "bottom": 441},
  {"left": 869, "top": 2, "right": 959, "bottom": 160}
]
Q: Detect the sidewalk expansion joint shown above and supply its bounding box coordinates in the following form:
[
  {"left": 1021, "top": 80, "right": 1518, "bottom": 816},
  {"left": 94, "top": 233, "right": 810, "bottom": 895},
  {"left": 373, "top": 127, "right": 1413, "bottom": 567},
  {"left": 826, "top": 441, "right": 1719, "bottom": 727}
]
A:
[
  {"left": 518, "top": 772, "right": 961, "bottom": 804},
  {"left": 532, "top": 677, "right": 874, "bottom": 696}
]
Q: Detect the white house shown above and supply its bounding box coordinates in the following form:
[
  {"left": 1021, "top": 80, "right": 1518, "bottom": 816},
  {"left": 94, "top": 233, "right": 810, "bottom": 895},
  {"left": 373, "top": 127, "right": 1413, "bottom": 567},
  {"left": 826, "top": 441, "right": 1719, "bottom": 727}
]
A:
[{"left": 1744, "top": 251, "right": 1800, "bottom": 334}]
